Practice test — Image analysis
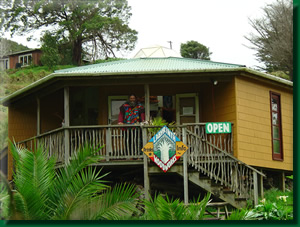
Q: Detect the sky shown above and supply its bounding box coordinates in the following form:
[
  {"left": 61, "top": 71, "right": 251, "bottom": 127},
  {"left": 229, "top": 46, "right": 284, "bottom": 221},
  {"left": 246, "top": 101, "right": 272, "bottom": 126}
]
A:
[
  {"left": 4, "top": 0, "right": 275, "bottom": 69},
  {"left": 126, "top": 0, "right": 275, "bottom": 69}
]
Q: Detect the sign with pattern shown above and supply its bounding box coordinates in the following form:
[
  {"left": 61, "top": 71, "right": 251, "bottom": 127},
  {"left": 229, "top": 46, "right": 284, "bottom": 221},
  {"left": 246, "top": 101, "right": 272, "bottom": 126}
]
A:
[{"left": 142, "top": 126, "right": 188, "bottom": 172}]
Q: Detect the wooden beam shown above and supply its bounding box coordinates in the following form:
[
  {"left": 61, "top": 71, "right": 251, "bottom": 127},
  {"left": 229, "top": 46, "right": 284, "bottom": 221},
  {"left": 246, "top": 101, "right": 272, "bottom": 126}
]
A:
[
  {"left": 148, "top": 164, "right": 183, "bottom": 173},
  {"left": 144, "top": 84, "right": 150, "bottom": 122},
  {"left": 64, "top": 87, "right": 70, "bottom": 164},
  {"left": 142, "top": 127, "right": 150, "bottom": 200},
  {"left": 258, "top": 168, "right": 264, "bottom": 198},
  {"left": 105, "top": 128, "right": 111, "bottom": 161},
  {"left": 182, "top": 127, "right": 189, "bottom": 205},
  {"left": 253, "top": 171, "right": 258, "bottom": 206},
  {"left": 280, "top": 171, "right": 286, "bottom": 192}
]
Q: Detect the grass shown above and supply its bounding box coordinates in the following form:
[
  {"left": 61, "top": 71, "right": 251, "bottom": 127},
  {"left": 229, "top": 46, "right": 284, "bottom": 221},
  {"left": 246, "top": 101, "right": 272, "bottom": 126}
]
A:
[
  {"left": 262, "top": 188, "right": 293, "bottom": 206},
  {"left": 0, "top": 64, "right": 76, "bottom": 150},
  {"left": 1, "top": 64, "right": 75, "bottom": 96}
]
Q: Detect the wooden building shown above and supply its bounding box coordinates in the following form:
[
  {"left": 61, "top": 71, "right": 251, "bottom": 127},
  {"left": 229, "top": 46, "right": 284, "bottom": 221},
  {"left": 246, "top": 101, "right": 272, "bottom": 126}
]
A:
[
  {"left": 0, "top": 57, "right": 293, "bottom": 208},
  {"left": 0, "top": 55, "right": 9, "bottom": 70},
  {"left": 6, "top": 49, "right": 42, "bottom": 69}
]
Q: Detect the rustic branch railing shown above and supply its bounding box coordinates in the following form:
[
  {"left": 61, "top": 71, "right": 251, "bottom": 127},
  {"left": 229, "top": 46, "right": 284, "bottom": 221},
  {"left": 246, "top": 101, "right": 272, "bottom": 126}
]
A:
[
  {"left": 183, "top": 123, "right": 265, "bottom": 200},
  {"left": 15, "top": 123, "right": 264, "bottom": 203},
  {"left": 68, "top": 125, "right": 144, "bottom": 160},
  {"left": 16, "top": 125, "right": 146, "bottom": 163}
]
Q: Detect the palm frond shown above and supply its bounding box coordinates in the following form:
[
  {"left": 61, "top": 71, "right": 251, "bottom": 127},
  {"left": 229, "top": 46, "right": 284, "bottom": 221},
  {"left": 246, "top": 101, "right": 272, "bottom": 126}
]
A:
[
  {"left": 53, "top": 166, "right": 109, "bottom": 220},
  {"left": 143, "top": 194, "right": 185, "bottom": 220},
  {"left": 91, "top": 183, "right": 140, "bottom": 220},
  {"left": 0, "top": 171, "right": 14, "bottom": 219},
  {"left": 142, "top": 192, "right": 211, "bottom": 220},
  {"left": 4, "top": 142, "right": 139, "bottom": 220},
  {"left": 9, "top": 142, "right": 57, "bottom": 220},
  {"left": 184, "top": 192, "right": 211, "bottom": 220},
  {"left": 48, "top": 144, "right": 108, "bottom": 219},
  {"left": 156, "top": 195, "right": 186, "bottom": 220}
]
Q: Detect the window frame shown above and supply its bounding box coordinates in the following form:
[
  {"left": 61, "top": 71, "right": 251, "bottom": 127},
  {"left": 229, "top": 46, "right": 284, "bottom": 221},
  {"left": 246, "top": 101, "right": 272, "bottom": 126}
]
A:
[
  {"left": 19, "top": 53, "right": 33, "bottom": 66},
  {"left": 270, "top": 91, "right": 283, "bottom": 161}
]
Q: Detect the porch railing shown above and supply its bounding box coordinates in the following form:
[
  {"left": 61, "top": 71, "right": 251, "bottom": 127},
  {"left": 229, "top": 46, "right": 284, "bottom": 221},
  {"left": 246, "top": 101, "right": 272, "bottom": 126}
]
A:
[
  {"left": 15, "top": 123, "right": 264, "bottom": 202},
  {"left": 69, "top": 125, "right": 144, "bottom": 160},
  {"left": 16, "top": 125, "right": 146, "bottom": 164},
  {"left": 184, "top": 123, "right": 265, "bottom": 200}
]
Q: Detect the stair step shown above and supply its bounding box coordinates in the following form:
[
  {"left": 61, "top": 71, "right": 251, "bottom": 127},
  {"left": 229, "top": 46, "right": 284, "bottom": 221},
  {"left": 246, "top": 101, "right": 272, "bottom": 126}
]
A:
[
  {"left": 222, "top": 189, "right": 235, "bottom": 194},
  {"left": 181, "top": 170, "right": 249, "bottom": 209},
  {"left": 211, "top": 182, "right": 223, "bottom": 187},
  {"left": 199, "top": 175, "right": 211, "bottom": 180}
]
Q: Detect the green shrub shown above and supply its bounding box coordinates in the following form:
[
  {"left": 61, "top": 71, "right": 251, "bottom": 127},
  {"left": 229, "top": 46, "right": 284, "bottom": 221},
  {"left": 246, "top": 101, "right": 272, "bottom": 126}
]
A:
[{"left": 227, "top": 188, "right": 293, "bottom": 220}]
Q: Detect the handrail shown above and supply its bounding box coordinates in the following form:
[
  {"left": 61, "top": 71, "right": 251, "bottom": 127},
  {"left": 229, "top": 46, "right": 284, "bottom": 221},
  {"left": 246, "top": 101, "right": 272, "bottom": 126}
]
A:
[
  {"left": 185, "top": 125, "right": 264, "bottom": 177},
  {"left": 204, "top": 138, "right": 265, "bottom": 177},
  {"left": 15, "top": 123, "right": 264, "bottom": 176},
  {"left": 16, "top": 127, "right": 64, "bottom": 145},
  {"left": 16, "top": 124, "right": 181, "bottom": 146},
  {"left": 185, "top": 125, "right": 264, "bottom": 202}
]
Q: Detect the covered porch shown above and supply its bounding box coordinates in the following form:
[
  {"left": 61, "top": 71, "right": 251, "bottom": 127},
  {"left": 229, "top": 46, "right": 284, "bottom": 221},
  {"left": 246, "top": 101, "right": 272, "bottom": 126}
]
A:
[
  {"left": 6, "top": 68, "right": 264, "bottom": 208},
  {"left": 16, "top": 121, "right": 263, "bottom": 208}
]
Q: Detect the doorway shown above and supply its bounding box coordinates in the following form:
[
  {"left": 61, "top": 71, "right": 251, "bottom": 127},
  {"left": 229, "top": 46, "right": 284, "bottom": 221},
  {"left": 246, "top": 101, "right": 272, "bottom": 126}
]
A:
[
  {"left": 108, "top": 96, "right": 127, "bottom": 125},
  {"left": 176, "top": 93, "right": 199, "bottom": 124}
]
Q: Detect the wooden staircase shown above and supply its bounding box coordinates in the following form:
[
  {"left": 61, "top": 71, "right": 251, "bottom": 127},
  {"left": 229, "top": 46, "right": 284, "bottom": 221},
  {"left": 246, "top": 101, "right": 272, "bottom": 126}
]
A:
[
  {"left": 177, "top": 171, "right": 247, "bottom": 209},
  {"left": 176, "top": 124, "right": 265, "bottom": 209}
]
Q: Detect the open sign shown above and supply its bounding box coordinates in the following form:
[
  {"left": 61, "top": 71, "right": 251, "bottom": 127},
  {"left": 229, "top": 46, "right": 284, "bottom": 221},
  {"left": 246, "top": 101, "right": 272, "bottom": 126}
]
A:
[{"left": 205, "top": 122, "right": 232, "bottom": 134}]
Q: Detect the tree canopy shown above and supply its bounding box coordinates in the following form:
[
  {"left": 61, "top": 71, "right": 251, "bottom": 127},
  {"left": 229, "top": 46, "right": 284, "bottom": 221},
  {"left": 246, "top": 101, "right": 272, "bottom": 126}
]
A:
[
  {"left": 245, "top": 0, "right": 293, "bottom": 80},
  {"left": 180, "top": 40, "right": 212, "bottom": 60},
  {"left": 0, "top": 0, "right": 138, "bottom": 65}
]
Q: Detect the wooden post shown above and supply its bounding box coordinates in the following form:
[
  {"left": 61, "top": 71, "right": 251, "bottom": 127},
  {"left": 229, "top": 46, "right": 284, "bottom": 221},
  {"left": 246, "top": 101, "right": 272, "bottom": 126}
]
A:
[
  {"left": 280, "top": 171, "right": 286, "bottom": 192},
  {"left": 258, "top": 169, "right": 264, "bottom": 198},
  {"left": 253, "top": 171, "right": 258, "bottom": 206},
  {"left": 144, "top": 84, "right": 150, "bottom": 122},
  {"left": 182, "top": 127, "right": 188, "bottom": 205},
  {"left": 64, "top": 87, "right": 70, "bottom": 164},
  {"left": 142, "top": 127, "right": 150, "bottom": 200}
]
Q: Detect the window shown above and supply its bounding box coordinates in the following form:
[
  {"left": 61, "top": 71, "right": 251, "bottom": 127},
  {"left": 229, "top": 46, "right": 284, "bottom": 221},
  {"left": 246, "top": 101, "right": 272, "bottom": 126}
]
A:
[
  {"left": 70, "top": 87, "right": 99, "bottom": 126},
  {"left": 5, "top": 59, "right": 9, "bottom": 69},
  {"left": 270, "top": 91, "right": 283, "bottom": 160},
  {"left": 108, "top": 96, "right": 128, "bottom": 125},
  {"left": 19, "top": 54, "right": 32, "bottom": 66}
]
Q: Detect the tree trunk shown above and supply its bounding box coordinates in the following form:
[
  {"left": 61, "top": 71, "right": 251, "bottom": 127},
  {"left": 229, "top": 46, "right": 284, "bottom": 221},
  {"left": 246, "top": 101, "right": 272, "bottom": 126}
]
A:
[{"left": 72, "top": 39, "right": 82, "bottom": 66}]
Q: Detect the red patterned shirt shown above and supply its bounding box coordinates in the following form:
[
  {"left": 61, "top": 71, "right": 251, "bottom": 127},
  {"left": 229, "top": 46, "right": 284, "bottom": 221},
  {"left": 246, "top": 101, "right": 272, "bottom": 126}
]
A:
[{"left": 118, "top": 102, "right": 145, "bottom": 124}]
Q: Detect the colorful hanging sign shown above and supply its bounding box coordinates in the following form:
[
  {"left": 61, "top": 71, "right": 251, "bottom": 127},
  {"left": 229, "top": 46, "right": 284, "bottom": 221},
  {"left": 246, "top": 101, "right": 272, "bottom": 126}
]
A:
[{"left": 142, "top": 126, "right": 188, "bottom": 172}]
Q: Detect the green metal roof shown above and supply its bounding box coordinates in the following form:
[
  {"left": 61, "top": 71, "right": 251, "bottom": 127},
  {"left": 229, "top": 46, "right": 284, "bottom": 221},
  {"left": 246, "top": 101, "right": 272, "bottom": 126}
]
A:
[
  {"left": 54, "top": 57, "right": 246, "bottom": 74},
  {"left": 1, "top": 57, "right": 293, "bottom": 106}
]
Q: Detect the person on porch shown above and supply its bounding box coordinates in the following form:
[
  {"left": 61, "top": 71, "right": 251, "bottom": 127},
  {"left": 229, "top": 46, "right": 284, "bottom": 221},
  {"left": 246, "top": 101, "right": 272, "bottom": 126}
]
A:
[
  {"left": 118, "top": 94, "right": 145, "bottom": 157},
  {"left": 118, "top": 94, "right": 145, "bottom": 125}
]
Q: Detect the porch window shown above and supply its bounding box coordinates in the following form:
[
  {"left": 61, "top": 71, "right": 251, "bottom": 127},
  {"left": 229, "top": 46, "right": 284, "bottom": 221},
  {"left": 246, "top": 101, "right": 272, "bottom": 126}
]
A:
[
  {"left": 70, "top": 87, "right": 99, "bottom": 126},
  {"left": 139, "top": 95, "right": 176, "bottom": 123},
  {"left": 270, "top": 91, "right": 283, "bottom": 160}
]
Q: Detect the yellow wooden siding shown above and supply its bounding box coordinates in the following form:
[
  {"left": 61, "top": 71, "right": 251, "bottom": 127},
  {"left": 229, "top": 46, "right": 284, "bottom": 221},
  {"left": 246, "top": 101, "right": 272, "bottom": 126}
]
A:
[
  {"left": 7, "top": 100, "right": 37, "bottom": 180},
  {"left": 200, "top": 79, "right": 237, "bottom": 155},
  {"left": 235, "top": 76, "right": 293, "bottom": 171}
]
